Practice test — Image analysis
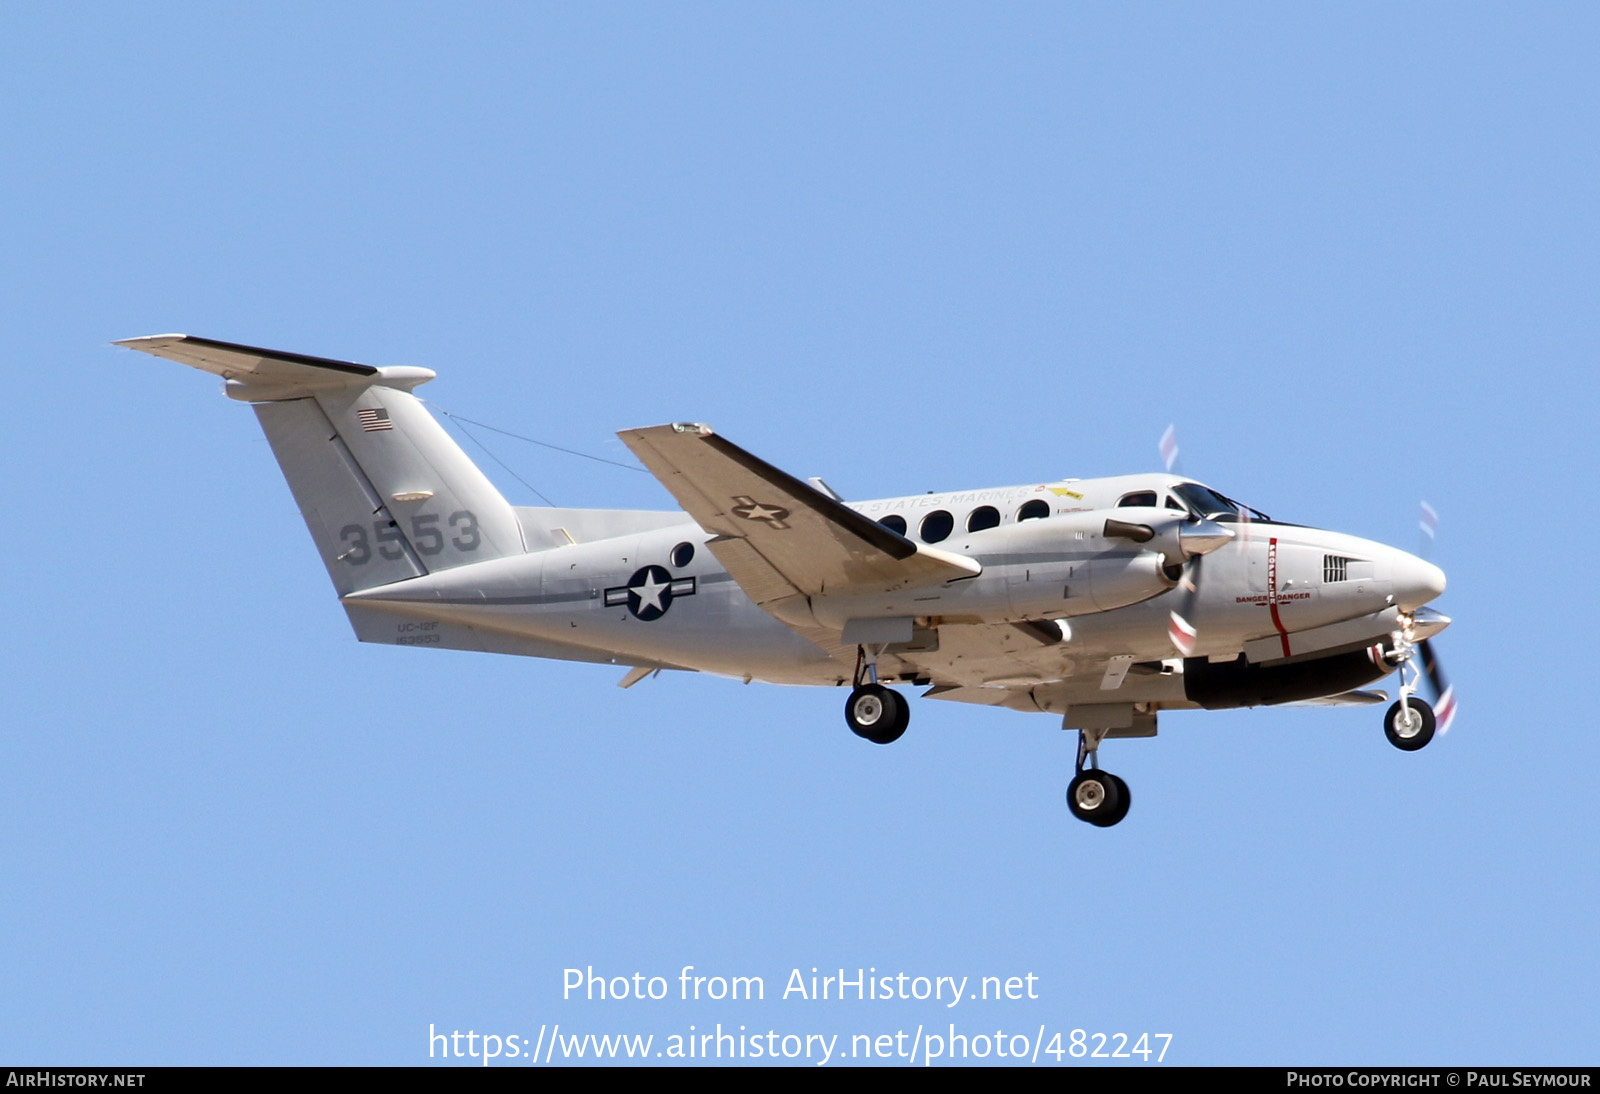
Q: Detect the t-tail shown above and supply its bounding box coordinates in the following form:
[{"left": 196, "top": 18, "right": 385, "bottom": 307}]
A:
[{"left": 117, "top": 335, "right": 530, "bottom": 596}]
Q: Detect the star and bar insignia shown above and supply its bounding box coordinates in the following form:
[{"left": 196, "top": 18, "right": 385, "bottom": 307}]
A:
[
  {"left": 730, "top": 495, "right": 792, "bottom": 530},
  {"left": 605, "top": 565, "right": 697, "bottom": 621}
]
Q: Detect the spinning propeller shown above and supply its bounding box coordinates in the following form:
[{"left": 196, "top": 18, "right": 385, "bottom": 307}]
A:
[
  {"left": 1417, "top": 636, "right": 1456, "bottom": 733},
  {"left": 1412, "top": 500, "right": 1455, "bottom": 733},
  {"left": 1154, "top": 516, "right": 1238, "bottom": 659},
  {"left": 1167, "top": 573, "right": 1202, "bottom": 657},
  {"left": 1164, "top": 519, "right": 1239, "bottom": 659},
  {"left": 1154, "top": 425, "right": 1216, "bottom": 658}
]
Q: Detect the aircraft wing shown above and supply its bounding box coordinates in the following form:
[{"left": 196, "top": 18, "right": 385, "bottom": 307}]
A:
[{"left": 620, "top": 424, "right": 981, "bottom": 626}]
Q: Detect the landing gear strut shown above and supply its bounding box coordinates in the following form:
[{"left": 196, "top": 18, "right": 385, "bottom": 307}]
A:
[
  {"left": 1381, "top": 614, "right": 1437, "bottom": 752},
  {"left": 1067, "top": 727, "right": 1130, "bottom": 827},
  {"left": 845, "top": 644, "right": 908, "bottom": 745}
]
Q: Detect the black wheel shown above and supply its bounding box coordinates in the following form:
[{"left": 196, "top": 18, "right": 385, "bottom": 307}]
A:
[
  {"left": 1066, "top": 769, "right": 1125, "bottom": 826},
  {"left": 1384, "top": 698, "right": 1436, "bottom": 751},
  {"left": 846, "top": 684, "right": 909, "bottom": 744},
  {"left": 1100, "top": 773, "right": 1132, "bottom": 826}
]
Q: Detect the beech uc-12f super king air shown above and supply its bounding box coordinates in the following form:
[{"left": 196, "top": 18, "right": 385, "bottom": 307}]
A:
[{"left": 123, "top": 334, "right": 1455, "bottom": 827}]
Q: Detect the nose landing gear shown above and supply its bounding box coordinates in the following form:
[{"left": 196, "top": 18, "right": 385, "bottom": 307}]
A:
[
  {"left": 1378, "top": 614, "right": 1437, "bottom": 751},
  {"left": 1384, "top": 697, "right": 1435, "bottom": 751}
]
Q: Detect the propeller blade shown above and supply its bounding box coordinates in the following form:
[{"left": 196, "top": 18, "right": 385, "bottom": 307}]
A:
[
  {"left": 1167, "top": 549, "right": 1206, "bottom": 656},
  {"left": 1168, "top": 610, "right": 1197, "bottom": 656},
  {"left": 1159, "top": 424, "right": 1179, "bottom": 471},
  {"left": 1420, "top": 500, "right": 1439, "bottom": 540},
  {"left": 1418, "top": 637, "right": 1456, "bottom": 733},
  {"left": 1418, "top": 499, "right": 1439, "bottom": 559}
]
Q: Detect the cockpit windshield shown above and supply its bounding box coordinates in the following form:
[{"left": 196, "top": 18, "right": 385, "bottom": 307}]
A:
[{"left": 1172, "top": 483, "right": 1272, "bottom": 523}]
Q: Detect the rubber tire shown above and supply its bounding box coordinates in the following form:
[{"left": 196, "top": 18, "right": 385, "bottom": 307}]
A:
[
  {"left": 1099, "top": 773, "right": 1132, "bottom": 827},
  {"left": 846, "top": 684, "right": 909, "bottom": 744},
  {"left": 1067, "top": 769, "right": 1125, "bottom": 826},
  {"left": 1384, "top": 698, "right": 1436, "bottom": 751}
]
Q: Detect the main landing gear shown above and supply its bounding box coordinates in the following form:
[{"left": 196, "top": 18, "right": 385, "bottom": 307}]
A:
[
  {"left": 1067, "top": 727, "right": 1130, "bottom": 827},
  {"left": 1380, "top": 615, "right": 1437, "bottom": 752},
  {"left": 844, "top": 644, "right": 909, "bottom": 745}
]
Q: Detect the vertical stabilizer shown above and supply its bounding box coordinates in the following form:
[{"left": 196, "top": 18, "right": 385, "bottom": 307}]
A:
[{"left": 118, "top": 334, "right": 530, "bottom": 595}]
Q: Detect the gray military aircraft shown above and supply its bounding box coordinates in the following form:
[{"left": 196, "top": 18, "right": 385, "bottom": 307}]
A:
[{"left": 122, "top": 334, "right": 1453, "bottom": 827}]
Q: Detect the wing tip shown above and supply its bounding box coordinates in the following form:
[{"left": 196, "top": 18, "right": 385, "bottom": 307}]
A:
[
  {"left": 620, "top": 421, "right": 715, "bottom": 438},
  {"left": 113, "top": 333, "right": 189, "bottom": 350}
]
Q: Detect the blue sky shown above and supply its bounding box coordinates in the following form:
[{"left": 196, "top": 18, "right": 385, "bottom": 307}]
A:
[{"left": 4, "top": 3, "right": 1596, "bottom": 1066}]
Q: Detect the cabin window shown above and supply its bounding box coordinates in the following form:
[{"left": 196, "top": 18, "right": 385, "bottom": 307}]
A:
[
  {"left": 920, "top": 510, "right": 954, "bottom": 543},
  {"left": 966, "top": 505, "right": 1000, "bottom": 532},
  {"left": 879, "top": 514, "right": 907, "bottom": 535},
  {"left": 671, "top": 542, "right": 695, "bottom": 568},
  {"left": 1017, "top": 499, "right": 1050, "bottom": 522}
]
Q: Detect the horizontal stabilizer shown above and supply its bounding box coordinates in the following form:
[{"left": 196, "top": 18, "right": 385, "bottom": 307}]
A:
[{"left": 115, "top": 334, "right": 435, "bottom": 400}]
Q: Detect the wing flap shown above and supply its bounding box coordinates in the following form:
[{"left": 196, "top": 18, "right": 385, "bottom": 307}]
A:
[{"left": 705, "top": 536, "right": 804, "bottom": 609}]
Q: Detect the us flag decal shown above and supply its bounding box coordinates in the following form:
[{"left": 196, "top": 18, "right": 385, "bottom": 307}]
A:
[{"left": 357, "top": 407, "right": 393, "bottom": 432}]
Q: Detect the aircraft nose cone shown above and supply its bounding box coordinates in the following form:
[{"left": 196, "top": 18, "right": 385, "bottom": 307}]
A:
[{"left": 1392, "top": 551, "right": 1446, "bottom": 610}]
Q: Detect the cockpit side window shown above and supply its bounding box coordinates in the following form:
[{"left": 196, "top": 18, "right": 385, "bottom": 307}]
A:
[
  {"left": 1117, "top": 491, "right": 1157, "bottom": 508},
  {"left": 1173, "top": 483, "right": 1273, "bottom": 523},
  {"left": 1165, "top": 495, "right": 1186, "bottom": 511},
  {"left": 1173, "top": 483, "right": 1236, "bottom": 520}
]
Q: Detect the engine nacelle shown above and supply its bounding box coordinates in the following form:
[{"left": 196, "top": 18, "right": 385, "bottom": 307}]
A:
[
  {"left": 1065, "top": 550, "right": 1179, "bottom": 614},
  {"left": 807, "top": 508, "right": 1181, "bottom": 629}
]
